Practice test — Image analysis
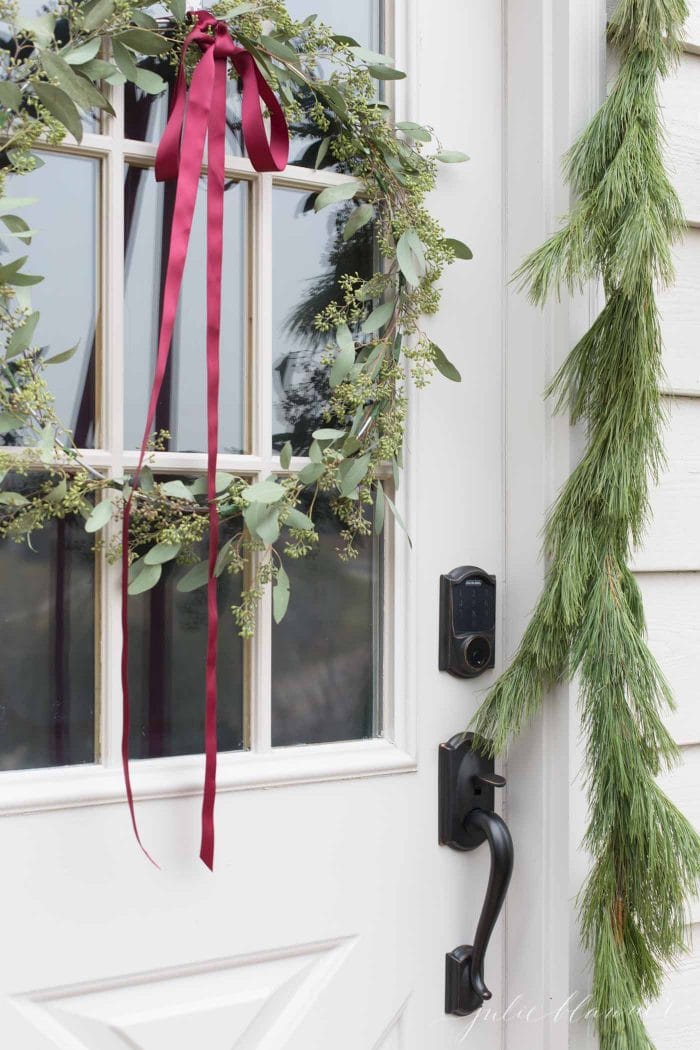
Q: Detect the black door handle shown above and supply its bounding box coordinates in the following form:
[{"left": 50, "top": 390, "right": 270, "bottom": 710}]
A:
[{"left": 439, "top": 733, "right": 514, "bottom": 1016}]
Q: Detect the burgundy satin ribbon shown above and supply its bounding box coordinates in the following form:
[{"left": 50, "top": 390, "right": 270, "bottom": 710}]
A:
[{"left": 121, "top": 10, "right": 289, "bottom": 870}]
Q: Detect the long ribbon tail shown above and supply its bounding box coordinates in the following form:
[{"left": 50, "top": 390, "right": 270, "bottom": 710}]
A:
[
  {"left": 199, "top": 51, "right": 227, "bottom": 872},
  {"left": 121, "top": 41, "right": 216, "bottom": 866}
]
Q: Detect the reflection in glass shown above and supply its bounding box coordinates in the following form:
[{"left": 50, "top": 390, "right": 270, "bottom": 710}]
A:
[
  {"left": 128, "top": 513, "right": 245, "bottom": 759},
  {"left": 272, "top": 186, "right": 374, "bottom": 452},
  {"left": 0, "top": 473, "right": 95, "bottom": 770},
  {"left": 2, "top": 154, "right": 99, "bottom": 448},
  {"left": 124, "top": 166, "right": 247, "bottom": 453},
  {"left": 284, "top": 0, "right": 383, "bottom": 169},
  {"left": 271, "top": 493, "right": 381, "bottom": 746}
]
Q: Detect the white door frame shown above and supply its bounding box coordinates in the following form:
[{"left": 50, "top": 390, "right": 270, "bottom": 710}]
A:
[{"left": 501, "top": 1, "right": 605, "bottom": 1047}]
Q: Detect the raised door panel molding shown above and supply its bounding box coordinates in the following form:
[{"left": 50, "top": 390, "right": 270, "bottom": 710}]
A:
[{"left": 9, "top": 939, "right": 356, "bottom": 1050}]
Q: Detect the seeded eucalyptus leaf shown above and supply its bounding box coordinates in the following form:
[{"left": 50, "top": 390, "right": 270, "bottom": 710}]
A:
[
  {"left": 361, "top": 300, "right": 395, "bottom": 334},
  {"left": 6, "top": 311, "right": 39, "bottom": 358},
  {"left": 342, "top": 202, "right": 374, "bottom": 241},
  {"left": 314, "top": 181, "right": 362, "bottom": 212},
  {"left": 134, "top": 68, "right": 167, "bottom": 94},
  {"left": 330, "top": 345, "right": 355, "bottom": 388},
  {"left": 368, "top": 64, "right": 406, "bottom": 80},
  {"left": 64, "top": 39, "right": 102, "bottom": 65},
  {"left": 83, "top": 0, "right": 115, "bottom": 33},
  {"left": 0, "top": 82, "right": 22, "bottom": 111},
  {"left": 160, "top": 479, "right": 194, "bottom": 500},
  {"left": 444, "top": 237, "right": 473, "bottom": 260},
  {"left": 272, "top": 565, "right": 290, "bottom": 624},
  {"left": 33, "top": 82, "right": 83, "bottom": 142},
  {"left": 314, "top": 136, "right": 330, "bottom": 169},
  {"left": 139, "top": 466, "right": 154, "bottom": 492},
  {"left": 279, "top": 440, "right": 292, "bottom": 470},
  {"left": 374, "top": 480, "right": 385, "bottom": 535},
  {"left": 214, "top": 536, "right": 235, "bottom": 577},
  {"left": 284, "top": 507, "right": 314, "bottom": 531},
  {"left": 332, "top": 33, "right": 360, "bottom": 47},
  {"left": 144, "top": 541, "right": 181, "bottom": 565},
  {"left": 0, "top": 490, "right": 29, "bottom": 506},
  {"left": 396, "top": 229, "right": 425, "bottom": 288},
  {"left": 168, "top": 0, "right": 187, "bottom": 19},
  {"left": 129, "top": 561, "right": 162, "bottom": 595},
  {"left": 350, "top": 45, "right": 394, "bottom": 65},
  {"left": 84, "top": 497, "right": 113, "bottom": 533},
  {"left": 116, "top": 29, "right": 171, "bottom": 55},
  {"left": 47, "top": 478, "right": 67, "bottom": 503},
  {"left": 2, "top": 214, "right": 34, "bottom": 242},
  {"left": 17, "top": 13, "right": 55, "bottom": 47},
  {"left": 298, "top": 462, "right": 324, "bottom": 485},
  {"left": 260, "top": 34, "right": 300, "bottom": 64},
  {"left": 190, "top": 471, "right": 234, "bottom": 496},
  {"left": 431, "top": 343, "right": 461, "bottom": 382},
  {"left": 395, "top": 121, "right": 431, "bottom": 142},
  {"left": 335, "top": 324, "right": 355, "bottom": 355},
  {"left": 130, "top": 11, "right": 159, "bottom": 29},
  {"left": 176, "top": 560, "right": 209, "bottom": 592},
  {"left": 244, "top": 502, "right": 280, "bottom": 544},
  {"left": 44, "top": 341, "right": 79, "bottom": 365},
  {"left": 436, "top": 150, "right": 470, "bottom": 164},
  {"left": 37, "top": 51, "right": 115, "bottom": 114},
  {"left": 338, "top": 453, "right": 371, "bottom": 498},
  {"left": 0, "top": 411, "right": 24, "bottom": 434},
  {"left": 242, "top": 479, "right": 286, "bottom": 504},
  {"left": 311, "top": 428, "right": 345, "bottom": 442},
  {"left": 385, "top": 492, "right": 412, "bottom": 546},
  {"left": 0, "top": 198, "right": 36, "bottom": 215},
  {"left": 308, "top": 439, "right": 323, "bottom": 464},
  {"left": 111, "top": 38, "right": 139, "bottom": 81}
]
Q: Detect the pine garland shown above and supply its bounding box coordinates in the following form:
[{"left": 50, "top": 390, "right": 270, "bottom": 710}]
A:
[{"left": 471, "top": 1, "right": 700, "bottom": 1046}]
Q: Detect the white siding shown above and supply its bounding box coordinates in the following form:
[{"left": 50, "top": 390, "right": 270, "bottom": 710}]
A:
[{"left": 634, "top": 6, "right": 700, "bottom": 1031}]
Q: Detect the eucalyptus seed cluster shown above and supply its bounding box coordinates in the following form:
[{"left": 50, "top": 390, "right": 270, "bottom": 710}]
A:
[{"left": 0, "top": 0, "right": 469, "bottom": 632}]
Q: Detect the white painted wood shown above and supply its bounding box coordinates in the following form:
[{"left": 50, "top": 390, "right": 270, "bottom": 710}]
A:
[
  {"left": 502, "top": 3, "right": 604, "bottom": 1050},
  {"left": 633, "top": 397, "right": 700, "bottom": 571},
  {"left": 659, "top": 231, "right": 700, "bottom": 395},
  {"left": 659, "top": 746, "right": 700, "bottom": 926},
  {"left": 637, "top": 573, "right": 700, "bottom": 746},
  {"left": 662, "top": 52, "right": 700, "bottom": 224},
  {"left": 684, "top": 4, "right": 700, "bottom": 52},
  {"left": 0, "top": 3, "right": 524, "bottom": 1049}
]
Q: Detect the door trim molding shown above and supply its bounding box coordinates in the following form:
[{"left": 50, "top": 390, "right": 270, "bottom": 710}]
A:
[{"left": 502, "top": 1, "right": 605, "bottom": 1048}]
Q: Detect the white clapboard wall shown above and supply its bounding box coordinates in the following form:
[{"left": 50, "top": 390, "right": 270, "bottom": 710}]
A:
[{"left": 628, "top": 8, "right": 700, "bottom": 1044}]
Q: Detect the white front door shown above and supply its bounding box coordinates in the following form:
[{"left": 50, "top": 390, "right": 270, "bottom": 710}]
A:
[{"left": 0, "top": 2, "right": 554, "bottom": 1048}]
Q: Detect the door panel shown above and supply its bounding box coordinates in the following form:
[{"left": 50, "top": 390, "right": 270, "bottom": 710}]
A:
[{"left": 0, "top": 3, "right": 509, "bottom": 1048}]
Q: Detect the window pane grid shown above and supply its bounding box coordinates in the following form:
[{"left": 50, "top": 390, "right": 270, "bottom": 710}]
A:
[{"left": 1, "top": 2, "right": 389, "bottom": 770}]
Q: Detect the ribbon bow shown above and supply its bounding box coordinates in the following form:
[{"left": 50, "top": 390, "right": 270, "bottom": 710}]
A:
[{"left": 121, "top": 10, "right": 289, "bottom": 871}]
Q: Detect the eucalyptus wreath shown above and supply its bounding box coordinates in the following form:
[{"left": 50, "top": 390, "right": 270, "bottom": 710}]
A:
[
  {"left": 472, "top": 2, "right": 700, "bottom": 1048},
  {"left": 0, "top": 0, "right": 469, "bottom": 630}
]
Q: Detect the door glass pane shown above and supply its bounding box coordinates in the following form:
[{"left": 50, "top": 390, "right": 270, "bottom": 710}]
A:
[
  {"left": 2, "top": 154, "right": 99, "bottom": 448},
  {"left": 124, "top": 166, "right": 248, "bottom": 453},
  {"left": 271, "top": 186, "right": 375, "bottom": 453},
  {"left": 0, "top": 472, "right": 95, "bottom": 770},
  {"left": 127, "top": 508, "right": 245, "bottom": 759},
  {"left": 271, "top": 493, "right": 381, "bottom": 747},
  {"left": 285, "top": 0, "right": 382, "bottom": 169}
]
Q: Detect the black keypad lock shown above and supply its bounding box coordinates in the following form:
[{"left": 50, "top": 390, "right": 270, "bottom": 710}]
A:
[{"left": 438, "top": 566, "right": 496, "bottom": 679}]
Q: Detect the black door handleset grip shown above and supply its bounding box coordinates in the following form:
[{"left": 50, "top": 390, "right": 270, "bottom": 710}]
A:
[{"left": 439, "top": 732, "right": 514, "bottom": 1016}]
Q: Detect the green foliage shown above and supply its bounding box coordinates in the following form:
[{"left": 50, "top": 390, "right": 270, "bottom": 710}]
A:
[
  {"left": 471, "top": 2, "right": 700, "bottom": 1047},
  {"left": 0, "top": 0, "right": 468, "bottom": 629}
]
